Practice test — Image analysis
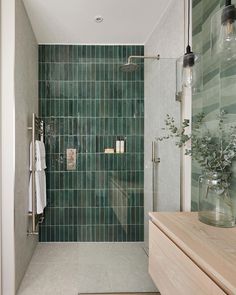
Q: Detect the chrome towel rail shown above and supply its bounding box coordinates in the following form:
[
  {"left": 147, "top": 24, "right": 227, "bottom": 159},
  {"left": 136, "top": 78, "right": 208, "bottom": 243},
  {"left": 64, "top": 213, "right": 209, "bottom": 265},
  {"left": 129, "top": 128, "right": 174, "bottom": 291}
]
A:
[{"left": 27, "top": 113, "right": 44, "bottom": 235}]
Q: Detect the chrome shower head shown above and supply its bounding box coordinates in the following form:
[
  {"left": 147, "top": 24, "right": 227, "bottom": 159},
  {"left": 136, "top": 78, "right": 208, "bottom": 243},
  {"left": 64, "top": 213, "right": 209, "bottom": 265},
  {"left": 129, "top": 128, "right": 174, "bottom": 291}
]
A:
[
  {"left": 120, "top": 62, "right": 139, "bottom": 72},
  {"left": 120, "top": 54, "right": 160, "bottom": 73}
]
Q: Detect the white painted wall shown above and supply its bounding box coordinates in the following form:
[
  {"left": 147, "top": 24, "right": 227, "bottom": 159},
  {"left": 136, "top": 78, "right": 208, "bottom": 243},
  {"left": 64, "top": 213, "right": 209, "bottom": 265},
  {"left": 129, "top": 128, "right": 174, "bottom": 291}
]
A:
[
  {"left": 1, "top": 0, "right": 38, "bottom": 293},
  {"left": 1, "top": 0, "right": 16, "bottom": 293},
  {"left": 0, "top": 0, "right": 2, "bottom": 292},
  {"left": 144, "top": 0, "right": 187, "bottom": 246},
  {"left": 14, "top": 0, "right": 38, "bottom": 291}
]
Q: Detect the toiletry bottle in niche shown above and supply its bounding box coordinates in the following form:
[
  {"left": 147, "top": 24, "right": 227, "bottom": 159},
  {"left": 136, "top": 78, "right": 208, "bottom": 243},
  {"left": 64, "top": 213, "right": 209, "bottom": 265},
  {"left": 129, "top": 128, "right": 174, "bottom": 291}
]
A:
[
  {"left": 116, "top": 137, "right": 121, "bottom": 153},
  {"left": 120, "top": 137, "right": 125, "bottom": 153}
]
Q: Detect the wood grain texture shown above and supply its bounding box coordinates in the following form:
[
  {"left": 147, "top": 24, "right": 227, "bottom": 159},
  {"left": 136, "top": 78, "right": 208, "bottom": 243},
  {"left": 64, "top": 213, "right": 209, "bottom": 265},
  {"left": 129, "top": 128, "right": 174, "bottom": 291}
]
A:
[
  {"left": 149, "top": 221, "right": 226, "bottom": 295},
  {"left": 149, "top": 212, "right": 236, "bottom": 295}
]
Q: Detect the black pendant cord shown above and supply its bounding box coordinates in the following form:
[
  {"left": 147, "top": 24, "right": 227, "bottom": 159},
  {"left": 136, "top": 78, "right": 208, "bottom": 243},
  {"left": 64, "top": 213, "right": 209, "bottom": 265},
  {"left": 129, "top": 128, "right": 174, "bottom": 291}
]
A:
[
  {"left": 187, "top": 0, "right": 190, "bottom": 47},
  {"left": 186, "top": 0, "right": 192, "bottom": 54},
  {"left": 183, "top": 0, "right": 195, "bottom": 68}
]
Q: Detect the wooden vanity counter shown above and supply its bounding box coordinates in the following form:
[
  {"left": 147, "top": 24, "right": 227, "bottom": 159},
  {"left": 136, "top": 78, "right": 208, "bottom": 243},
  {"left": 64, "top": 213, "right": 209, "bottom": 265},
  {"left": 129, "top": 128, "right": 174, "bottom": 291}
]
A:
[{"left": 149, "top": 212, "right": 236, "bottom": 295}]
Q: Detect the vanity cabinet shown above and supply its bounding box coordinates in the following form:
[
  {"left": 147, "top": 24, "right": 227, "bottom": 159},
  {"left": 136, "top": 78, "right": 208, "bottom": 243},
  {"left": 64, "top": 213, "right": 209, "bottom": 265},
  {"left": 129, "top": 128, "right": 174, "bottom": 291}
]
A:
[{"left": 149, "top": 212, "right": 236, "bottom": 295}]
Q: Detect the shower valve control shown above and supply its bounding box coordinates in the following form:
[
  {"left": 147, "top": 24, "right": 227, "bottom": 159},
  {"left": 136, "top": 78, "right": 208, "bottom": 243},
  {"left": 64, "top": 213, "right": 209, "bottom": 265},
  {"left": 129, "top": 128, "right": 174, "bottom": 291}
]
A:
[{"left": 67, "top": 148, "right": 77, "bottom": 170}]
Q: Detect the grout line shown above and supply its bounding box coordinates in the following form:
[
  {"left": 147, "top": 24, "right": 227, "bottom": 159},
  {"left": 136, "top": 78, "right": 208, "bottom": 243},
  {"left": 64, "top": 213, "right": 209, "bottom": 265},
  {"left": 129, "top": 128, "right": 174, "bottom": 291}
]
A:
[{"left": 142, "top": 246, "right": 149, "bottom": 257}]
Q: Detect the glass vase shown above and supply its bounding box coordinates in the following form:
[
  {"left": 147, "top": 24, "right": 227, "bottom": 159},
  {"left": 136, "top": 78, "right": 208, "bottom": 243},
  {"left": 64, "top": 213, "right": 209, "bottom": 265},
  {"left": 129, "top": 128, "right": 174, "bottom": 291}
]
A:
[{"left": 198, "top": 171, "right": 235, "bottom": 228}]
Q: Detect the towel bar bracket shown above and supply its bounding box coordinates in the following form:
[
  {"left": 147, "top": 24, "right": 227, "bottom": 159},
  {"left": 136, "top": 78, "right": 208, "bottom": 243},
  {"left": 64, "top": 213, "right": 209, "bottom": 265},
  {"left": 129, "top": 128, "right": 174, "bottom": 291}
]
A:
[
  {"left": 27, "top": 231, "right": 39, "bottom": 236},
  {"left": 27, "top": 213, "right": 44, "bottom": 235},
  {"left": 38, "top": 216, "right": 45, "bottom": 224}
]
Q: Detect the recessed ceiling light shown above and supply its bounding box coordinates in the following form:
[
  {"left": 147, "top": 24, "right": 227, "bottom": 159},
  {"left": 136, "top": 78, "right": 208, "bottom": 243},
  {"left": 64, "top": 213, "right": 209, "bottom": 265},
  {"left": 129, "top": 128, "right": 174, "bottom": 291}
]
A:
[{"left": 95, "top": 16, "right": 103, "bottom": 23}]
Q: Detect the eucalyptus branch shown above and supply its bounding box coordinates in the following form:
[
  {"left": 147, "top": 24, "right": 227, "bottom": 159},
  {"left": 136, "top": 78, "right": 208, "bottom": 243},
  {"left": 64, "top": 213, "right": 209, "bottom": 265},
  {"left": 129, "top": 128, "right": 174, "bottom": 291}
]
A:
[{"left": 157, "top": 110, "right": 236, "bottom": 175}]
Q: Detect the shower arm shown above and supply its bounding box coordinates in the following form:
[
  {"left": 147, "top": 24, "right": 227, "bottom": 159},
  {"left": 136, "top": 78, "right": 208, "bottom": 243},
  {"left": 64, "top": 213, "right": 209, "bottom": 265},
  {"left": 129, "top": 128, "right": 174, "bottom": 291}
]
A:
[{"left": 127, "top": 54, "right": 160, "bottom": 64}]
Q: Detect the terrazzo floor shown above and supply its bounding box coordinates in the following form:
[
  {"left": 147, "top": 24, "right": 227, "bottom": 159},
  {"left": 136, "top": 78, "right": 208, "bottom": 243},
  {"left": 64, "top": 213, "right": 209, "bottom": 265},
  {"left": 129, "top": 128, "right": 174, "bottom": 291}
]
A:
[{"left": 17, "top": 243, "right": 158, "bottom": 295}]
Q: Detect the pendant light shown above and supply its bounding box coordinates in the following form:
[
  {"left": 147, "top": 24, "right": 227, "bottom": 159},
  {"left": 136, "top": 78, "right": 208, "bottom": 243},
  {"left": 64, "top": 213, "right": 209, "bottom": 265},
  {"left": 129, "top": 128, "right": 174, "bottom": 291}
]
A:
[
  {"left": 182, "top": 0, "right": 196, "bottom": 88},
  {"left": 176, "top": 0, "right": 201, "bottom": 99},
  {"left": 220, "top": 0, "right": 236, "bottom": 45},
  {"left": 218, "top": 0, "right": 236, "bottom": 62},
  {"left": 211, "top": 0, "right": 236, "bottom": 59}
]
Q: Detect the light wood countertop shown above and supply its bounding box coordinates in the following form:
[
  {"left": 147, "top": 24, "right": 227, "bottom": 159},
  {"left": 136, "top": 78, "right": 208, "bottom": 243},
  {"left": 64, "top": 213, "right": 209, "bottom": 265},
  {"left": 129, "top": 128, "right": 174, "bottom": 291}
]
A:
[{"left": 149, "top": 212, "right": 236, "bottom": 295}]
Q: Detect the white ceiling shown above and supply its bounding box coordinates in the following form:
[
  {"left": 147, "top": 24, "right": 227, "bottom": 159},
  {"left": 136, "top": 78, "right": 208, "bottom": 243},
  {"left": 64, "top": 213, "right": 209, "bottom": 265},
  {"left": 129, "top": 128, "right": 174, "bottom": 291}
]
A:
[{"left": 23, "top": 0, "right": 172, "bottom": 44}]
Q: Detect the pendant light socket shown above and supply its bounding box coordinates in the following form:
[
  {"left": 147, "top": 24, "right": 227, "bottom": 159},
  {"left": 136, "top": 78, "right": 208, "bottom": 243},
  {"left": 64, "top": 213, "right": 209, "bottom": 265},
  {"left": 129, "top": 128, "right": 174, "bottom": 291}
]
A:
[
  {"left": 183, "top": 45, "right": 195, "bottom": 68},
  {"left": 221, "top": 1, "right": 236, "bottom": 25}
]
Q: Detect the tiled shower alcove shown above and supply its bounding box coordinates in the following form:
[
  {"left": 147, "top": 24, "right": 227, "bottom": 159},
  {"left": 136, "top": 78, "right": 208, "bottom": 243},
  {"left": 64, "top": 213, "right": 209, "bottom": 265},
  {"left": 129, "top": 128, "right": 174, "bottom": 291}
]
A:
[{"left": 39, "top": 45, "right": 144, "bottom": 242}]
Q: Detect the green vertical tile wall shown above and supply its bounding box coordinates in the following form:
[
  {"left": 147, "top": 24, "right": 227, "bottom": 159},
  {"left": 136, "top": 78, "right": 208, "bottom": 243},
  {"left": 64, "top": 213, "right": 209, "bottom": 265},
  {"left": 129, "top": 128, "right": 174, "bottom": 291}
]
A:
[
  {"left": 39, "top": 45, "right": 144, "bottom": 242},
  {"left": 192, "top": 0, "right": 236, "bottom": 213}
]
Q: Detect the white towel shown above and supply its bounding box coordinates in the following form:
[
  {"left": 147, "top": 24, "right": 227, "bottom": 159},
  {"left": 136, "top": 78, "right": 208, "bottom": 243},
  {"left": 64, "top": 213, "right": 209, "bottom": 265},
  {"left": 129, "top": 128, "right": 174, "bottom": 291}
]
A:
[
  {"left": 30, "top": 140, "right": 46, "bottom": 171},
  {"left": 29, "top": 171, "right": 47, "bottom": 214},
  {"left": 29, "top": 142, "right": 33, "bottom": 171},
  {"left": 36, "top": 141, "right": 47, "bottom": 171}
]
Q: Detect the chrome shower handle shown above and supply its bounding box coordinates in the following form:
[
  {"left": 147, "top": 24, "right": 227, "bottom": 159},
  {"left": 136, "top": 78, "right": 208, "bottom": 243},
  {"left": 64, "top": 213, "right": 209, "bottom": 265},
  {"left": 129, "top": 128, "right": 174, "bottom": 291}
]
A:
[
  {"left": 152, "top": 141, "right": 160, "bottom": 164},
  {"left": 152, "top": 141, "right": 160, "bottom": 212}
]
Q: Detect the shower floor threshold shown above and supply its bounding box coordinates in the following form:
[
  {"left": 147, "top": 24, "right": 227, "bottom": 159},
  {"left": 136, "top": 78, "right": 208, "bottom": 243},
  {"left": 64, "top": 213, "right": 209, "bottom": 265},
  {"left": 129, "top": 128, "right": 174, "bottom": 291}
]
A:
[
  {"left": 78, "top": 293, "right": 160, "bottom": 295},
  {"left": 17, "top": 243, "right": 158, "bottom": 295}
]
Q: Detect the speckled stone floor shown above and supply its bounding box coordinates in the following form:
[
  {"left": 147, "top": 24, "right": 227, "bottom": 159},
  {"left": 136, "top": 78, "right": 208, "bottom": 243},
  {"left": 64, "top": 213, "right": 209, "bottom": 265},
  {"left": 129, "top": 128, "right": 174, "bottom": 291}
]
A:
[{"left": 17, "top": 243, "right": 158, "bottom": 295}]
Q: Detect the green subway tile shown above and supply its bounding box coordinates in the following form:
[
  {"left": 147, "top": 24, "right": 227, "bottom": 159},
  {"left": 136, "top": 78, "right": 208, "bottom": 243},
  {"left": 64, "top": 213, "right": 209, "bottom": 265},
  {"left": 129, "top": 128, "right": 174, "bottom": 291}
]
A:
[{"left": 39, "top": 45, "right": 144, "bottom": 242}]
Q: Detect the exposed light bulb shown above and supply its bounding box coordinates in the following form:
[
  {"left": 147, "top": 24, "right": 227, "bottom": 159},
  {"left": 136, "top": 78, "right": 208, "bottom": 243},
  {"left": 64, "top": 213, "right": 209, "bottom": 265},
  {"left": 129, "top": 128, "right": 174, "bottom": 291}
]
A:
[
  {"left": 221, "top": 20, "right": 236, "bottom": 44},
  {"left": 182, "top": 66, "right": 193, "bottom": 88},
  {"left": 219, "top": 20, "right": 236, "bottom": 61},
  {"left": 219, "top": 1, "right": 236, "bottom": 54},
  {"left": 226, "top": 20, "right": 234, "bottom": 38}
]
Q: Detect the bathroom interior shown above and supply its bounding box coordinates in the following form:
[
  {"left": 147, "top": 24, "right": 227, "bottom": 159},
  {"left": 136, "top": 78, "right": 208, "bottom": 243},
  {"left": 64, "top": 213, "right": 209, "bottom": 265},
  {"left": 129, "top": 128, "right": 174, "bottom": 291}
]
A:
[{"left": 1, "top": 0, "right": 236, "bottom": 294}]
